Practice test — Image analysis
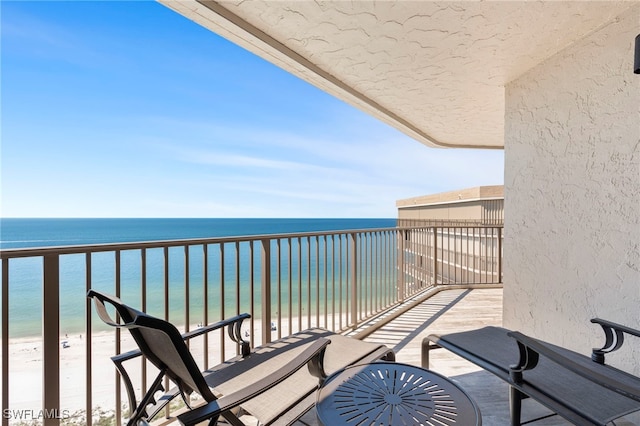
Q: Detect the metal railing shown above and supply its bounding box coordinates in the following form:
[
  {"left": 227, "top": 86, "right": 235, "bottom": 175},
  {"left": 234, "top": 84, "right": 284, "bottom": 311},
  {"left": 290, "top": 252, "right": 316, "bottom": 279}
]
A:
[
  {"left": 398, "top": 225, "right": 503, "bottom": 288},
  {"left": 0, "top": 224, "right": 502, "bottom": 425}
]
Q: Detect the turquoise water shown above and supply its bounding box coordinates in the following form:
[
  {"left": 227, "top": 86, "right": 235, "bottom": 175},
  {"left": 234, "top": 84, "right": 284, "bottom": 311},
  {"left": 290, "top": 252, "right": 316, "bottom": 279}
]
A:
[
  {"left": 1, "top": 218, "right": 396, "bottom": 337},
  {"left": 0, "top": 218, "right": 395, "bottom": 249}
]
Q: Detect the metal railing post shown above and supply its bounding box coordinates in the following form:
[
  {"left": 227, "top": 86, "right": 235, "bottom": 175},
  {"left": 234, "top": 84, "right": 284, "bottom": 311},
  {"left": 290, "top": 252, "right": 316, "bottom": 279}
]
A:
[
  {"left": 84, "top": 254, "right": 93, "bottom": 426},
  {"left": 2, "top": 260, "right": 9, "bottom": 426},
  {"left": 397, "top": 229, "right": 405, "bottom": 302},
  {"left": 432, "top": 227, "right": 438, "bottom": 286},
  {"left": 43, "top": 255, "right": 60, "bottom": 426},
  {"left": 498, "top": 227, "right": 503, "bottom": 283},
  {"left": 261, "top": 239, "right": 272, "bottom": 345},
  {"left": 349, "top": 233, "right": 358, "bottom": 329}
]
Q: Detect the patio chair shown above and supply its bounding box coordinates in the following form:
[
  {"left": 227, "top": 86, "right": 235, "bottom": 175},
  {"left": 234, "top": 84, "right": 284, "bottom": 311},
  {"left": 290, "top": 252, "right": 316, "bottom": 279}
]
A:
[
  {"left": 88, "top": 290, "right": 394, "bottom": 426},
  {"left": 422, "top": 319, "right": 640, "bottom": 425}
]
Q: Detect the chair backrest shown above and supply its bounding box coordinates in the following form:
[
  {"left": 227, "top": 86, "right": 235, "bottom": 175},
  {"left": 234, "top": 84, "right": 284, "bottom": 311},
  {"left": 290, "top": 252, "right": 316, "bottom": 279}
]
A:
[{"left": 87, "top": 290, "right": 215, "bottom": 401}]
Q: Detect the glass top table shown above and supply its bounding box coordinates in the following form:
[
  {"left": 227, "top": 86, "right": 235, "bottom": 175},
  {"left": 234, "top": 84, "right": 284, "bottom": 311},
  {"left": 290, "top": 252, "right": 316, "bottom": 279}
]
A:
[{"left": 316, "top": 362, "right": 481, "bottom": 425}]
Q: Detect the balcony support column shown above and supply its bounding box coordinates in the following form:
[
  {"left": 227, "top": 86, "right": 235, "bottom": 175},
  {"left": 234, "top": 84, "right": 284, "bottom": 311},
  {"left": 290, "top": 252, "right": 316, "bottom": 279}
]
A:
[{"left": 43, "top": 255, "right": 60, "bottom": 426}]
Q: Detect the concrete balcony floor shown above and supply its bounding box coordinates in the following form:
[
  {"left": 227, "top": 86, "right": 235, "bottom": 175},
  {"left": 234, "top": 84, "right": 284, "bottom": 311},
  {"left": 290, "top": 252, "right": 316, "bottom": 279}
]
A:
[
  {"left": 294, "top": 287, "right": 635, "bottom": 426},
  {"left": 178, "top": 287, "right": 635, "bottom": 426}
]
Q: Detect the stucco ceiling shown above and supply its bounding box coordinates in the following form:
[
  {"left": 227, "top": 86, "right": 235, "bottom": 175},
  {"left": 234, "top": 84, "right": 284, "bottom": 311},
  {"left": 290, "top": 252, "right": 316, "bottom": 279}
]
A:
[{"left": 159, "top": 1, "right": 635, "bottom": 149}]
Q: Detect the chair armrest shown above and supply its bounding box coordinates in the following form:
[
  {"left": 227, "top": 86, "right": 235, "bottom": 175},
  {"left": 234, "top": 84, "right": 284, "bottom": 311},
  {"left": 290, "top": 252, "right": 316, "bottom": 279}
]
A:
[
  {"left": 591, "top": 318, "right": 640, "bottom": 364},
  {"left": 111, "top": 314, "right": 252, "bottom": 364},
  {"left": 182, "top": 314, "right": 251, "bottom": 340},
  {"left": 183, "top": 313, "right": 251, "bottom": 356},
  {"left": 177, "top": 338, "right": 331, "bottom": 426},
  {"left": 507, "top": 331, "right": 640, "bottom": 402}
]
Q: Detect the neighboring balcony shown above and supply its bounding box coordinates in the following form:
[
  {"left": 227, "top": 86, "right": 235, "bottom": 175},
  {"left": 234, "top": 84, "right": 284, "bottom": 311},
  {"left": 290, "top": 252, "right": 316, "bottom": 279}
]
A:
[{"left": 0, "top": 224, "right": 503, "bottom": 426}]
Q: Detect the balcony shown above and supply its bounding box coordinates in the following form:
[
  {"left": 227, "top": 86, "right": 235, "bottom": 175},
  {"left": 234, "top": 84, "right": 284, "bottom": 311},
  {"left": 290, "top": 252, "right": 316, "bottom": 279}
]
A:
[{"left": 2, "top": 223, "right": 506, "bottom": 425}]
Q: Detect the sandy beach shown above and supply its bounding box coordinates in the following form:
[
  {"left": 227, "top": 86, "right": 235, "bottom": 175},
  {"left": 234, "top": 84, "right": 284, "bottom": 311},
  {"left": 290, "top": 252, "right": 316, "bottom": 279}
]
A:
[{"left": 5, "top": 314, "right": 344, "bottom": 423}]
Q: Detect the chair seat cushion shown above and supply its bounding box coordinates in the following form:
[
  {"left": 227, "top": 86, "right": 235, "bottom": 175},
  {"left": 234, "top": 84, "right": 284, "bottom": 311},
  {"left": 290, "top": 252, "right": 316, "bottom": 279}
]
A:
[
  {"left": 203, "top": 328, "right": 391, "bottom": 425},
  {"left": 429, "top": 326, "right": 640, "bottom": 425}
]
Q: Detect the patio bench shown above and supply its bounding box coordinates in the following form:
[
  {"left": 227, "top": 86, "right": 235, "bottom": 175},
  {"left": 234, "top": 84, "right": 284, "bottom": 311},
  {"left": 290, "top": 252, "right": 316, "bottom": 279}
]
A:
[{"left": 422, "top": 318, "right": 640, "bottom": 425}]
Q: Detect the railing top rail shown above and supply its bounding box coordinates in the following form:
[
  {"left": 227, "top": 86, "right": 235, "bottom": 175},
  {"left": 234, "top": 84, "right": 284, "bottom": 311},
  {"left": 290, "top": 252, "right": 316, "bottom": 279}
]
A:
[
  {"left": 1, "top": 223, "right": 505, "bottom": 259},
  {"left": 397, "top": 219, "right": 504, "bottom": 226},
  {"left": 0, "top": 226, "right": 401, "bottom": 259},
  {"left": 396, "top": 224, "right": 504, "bottom": 230}
]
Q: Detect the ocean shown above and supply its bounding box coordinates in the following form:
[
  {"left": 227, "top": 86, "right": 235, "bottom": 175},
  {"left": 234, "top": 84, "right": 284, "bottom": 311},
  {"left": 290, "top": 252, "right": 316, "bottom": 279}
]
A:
[
  {"left": 0, "top": 218, "right": 396, "bottom": 249},
  {"left": 1, "top": 218, "right": 396, "bottom": 337}
]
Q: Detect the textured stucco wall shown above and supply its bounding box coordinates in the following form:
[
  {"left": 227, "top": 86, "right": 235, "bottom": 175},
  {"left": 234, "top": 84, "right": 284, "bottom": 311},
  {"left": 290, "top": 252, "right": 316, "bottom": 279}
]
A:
[{"left": 503, "top": 4, "right": 640, "bottom": 375}]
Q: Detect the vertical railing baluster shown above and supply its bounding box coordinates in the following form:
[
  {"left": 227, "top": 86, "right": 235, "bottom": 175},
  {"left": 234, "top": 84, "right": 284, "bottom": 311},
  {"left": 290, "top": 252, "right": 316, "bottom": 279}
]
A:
[
  {"left": 260, "top": 239, "right": 272, "bottom": 345},
  {"left": 163, "top": 247, "right": 170, "bottom": 320},
  {"left": 344, "top": 234, "right": 349, "bottom": 329},
  {"left": 1, "top": 259, "right": 7, "bottom": 426},
  {"left": 297, "top": 237, "right": 302, "bottom": 332},
  {"left": 377, "top": 231, "right": 381, "bottom": 310},
  {"left": 365, "top": 232, "right": 375, "bottom": 316},
  {"left": 140, "top": 249, "right": 147, "bottom": 395},
  {"left": 84, "top": 254, "right": 93, "bottom": 426},
  {"left": 339, "top": 235, "right": 343, "bottom": 331},
  {"left": 361, "top": 234, "right": 366, "bottom": 316},
  {"left": 323, "top": 235, "right": 328, "bottom": 329},
  {"left": 398, "top": 229, "right": 405, "bottom": 301},
  {"left": 219, "top": 244, "right": 225, "bottom": 360},
  {"left": 315, "top": 236, "right": 319, "bottom": 327},
  {"left": 487, "top": 228, "right": 492, "bottom": 283},
  {"left": 203, "top": 244, "right": 209, "bottom": 369},
  {"left": 498, "top": 227, "right": 503, "bottom": 283},
  {"left": 383, "top": 231, "right": 388, "bottom": 306},
  {"left": 276, "top": 239, "right": 282, "bottom": 340},
  {"left": 393, "top": 230, "right": 397, "bottom": 303},
  {"left": 185, "top": 246, "right": 190, "bottom": 345},
  {"left": 362, "top": 233, "right": 367, "bottom": 315},
  {"left": 373, "top": 232, "right": 377, "bottom": 311},
  {"left": 455, "top": 227, "right": 458, "bottom": 283},
  {"left": 331, "top": 235, "right": 336, "bottom": 331},
  {"left": 380, "top": 232, "right": 385, "bottom": 308},
  {"left": 374, "top": 232, "right": 379, "bottom": 311},
  {"left": 474, "top": 228, "right": 478, "bottom": 283},
  {"left": 369, "top": 233, "right": 373, "bottom": 313},
  {"left": 423, "top": 228, "right": 427, "bottom": 289},
  {"left": 433, "top": 227, "right": 438, "bottom": 286},
  {"left": 162, "top": 247, "right": 169, "bottom": 419},
  {"left": 306, "top": 237, "right": 311, "bottom": 329},
  {"left": 483, "top": 229, "right": 487, "bottom": 283},
  {"left": 287, "top": 238, "right": 292, "bottom": 336},
  {"left": 235, "top": 242, "right": 242, "bottom": 349},
  {"left": 492, "top": 228, "right": 497, "bottom": 283},
  {"left": 465, "top": 228, "right": 469, "bottom": 283},
  {"left": 385, "top": 231, "right": 390, "bottom": 306},
  {"left": 447, "top": 227, "right": 451, "bottom": 284},
  {"left": 114, "top": 250, "right": 122, "bottom": 425},
  {"left": 349, "top": 233, "right": 358, "bottom": 329},
  {"left": 249, "top": 241, "right": 255, "bottom": 347}
]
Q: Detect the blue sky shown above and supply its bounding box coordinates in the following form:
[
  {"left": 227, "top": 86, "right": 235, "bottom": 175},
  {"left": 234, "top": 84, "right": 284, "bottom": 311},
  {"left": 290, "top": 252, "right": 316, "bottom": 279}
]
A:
[{"left": 1, "top": 1, "right": 503, "bottom": 218}]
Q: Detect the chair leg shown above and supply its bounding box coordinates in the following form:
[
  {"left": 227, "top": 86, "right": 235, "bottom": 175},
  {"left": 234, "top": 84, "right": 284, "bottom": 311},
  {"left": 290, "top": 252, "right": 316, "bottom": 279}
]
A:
[{"left": 509, "top": 386, "right": 524, "bottom": 426}]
